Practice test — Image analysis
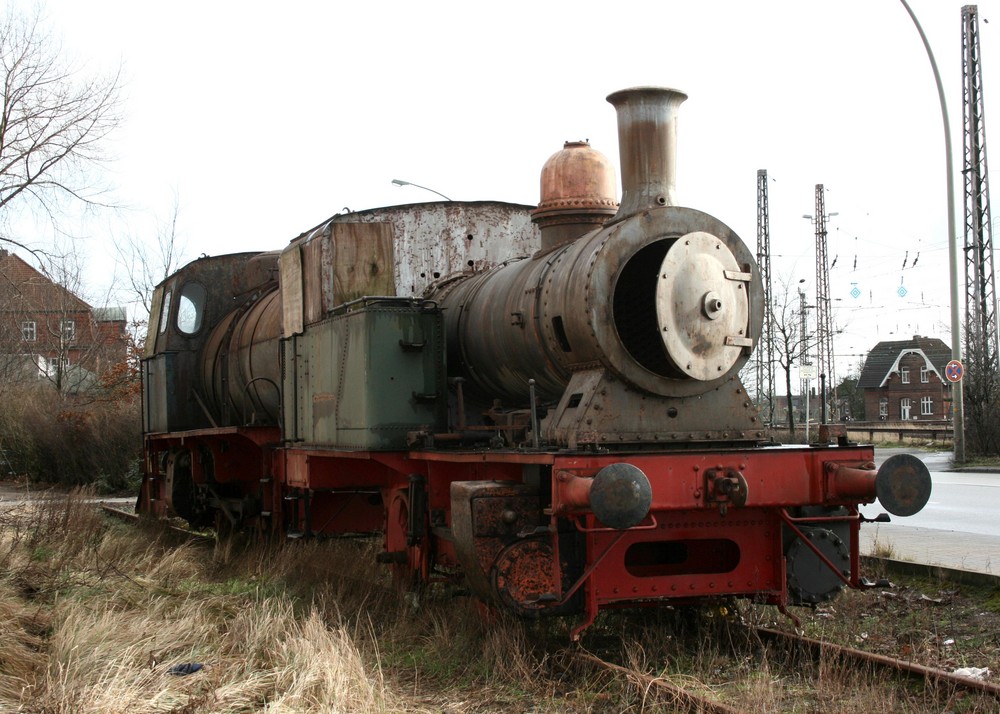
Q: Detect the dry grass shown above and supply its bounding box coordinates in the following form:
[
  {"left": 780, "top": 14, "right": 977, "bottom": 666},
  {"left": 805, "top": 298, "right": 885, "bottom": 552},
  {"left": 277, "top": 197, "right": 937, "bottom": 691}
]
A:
[
  {"left": 0, "top": 494, "right": 404, "bottom": 713},
  {"left": 5, "top": 493, "right": 997, "bottom": 712},
  {"left": 0, "top": 493, "right": 576, "bottom": 713}
]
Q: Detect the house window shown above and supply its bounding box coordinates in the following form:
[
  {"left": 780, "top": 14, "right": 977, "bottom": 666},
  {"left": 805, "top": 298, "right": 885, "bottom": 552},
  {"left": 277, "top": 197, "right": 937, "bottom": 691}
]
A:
[
  {"left": 45, "top": 356, "right": 68, "bottom": 377},
  {"left": 900, "top": 397, "right": 912, "bottom": 419},
  {"left": 22, "top": 321, "right": 36, "bottom": 341},
  {"left": 901, "top": 368, "right": 910, "bottom": 384},
  {"left": 920, "top": 365, "right": 929, "bottom": 383},
  {"left": 60, "top": 319, "right": 76, "bottom": 342},
  {"left": 879, "top": 397, "right": 888, "bottom": 418},
  {"left": 921, "top": 396, "right": 933, "bottom": 416}
]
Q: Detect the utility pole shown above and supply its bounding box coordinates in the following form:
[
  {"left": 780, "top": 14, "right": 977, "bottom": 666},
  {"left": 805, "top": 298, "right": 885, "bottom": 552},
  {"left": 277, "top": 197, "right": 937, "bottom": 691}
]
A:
[
  {"left": 807, "top": 185, "right": 838, "bottom": 420},
  {"left": 962, "top": 5, "right": 999, "bottom": 385},
  {"left": 756, "top": 170, "right": 775, "bottom": 423},
  {"left": 799, "top": 288, "right": 813, "bottom": 442}
]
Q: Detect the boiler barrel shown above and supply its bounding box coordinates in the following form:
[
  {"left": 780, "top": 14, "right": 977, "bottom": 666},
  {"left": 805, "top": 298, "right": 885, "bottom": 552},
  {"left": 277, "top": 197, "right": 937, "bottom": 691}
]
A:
[
  {"left": 433, "top": 206, "right": 759, "bottom": 405},
  {"left": 200, "top": 287, "right": 283, "bottom": 426}
]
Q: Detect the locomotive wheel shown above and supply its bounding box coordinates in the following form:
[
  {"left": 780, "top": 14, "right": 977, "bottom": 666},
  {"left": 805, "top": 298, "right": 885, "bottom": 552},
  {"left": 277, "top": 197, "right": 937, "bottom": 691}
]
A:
[{"left": 384, "top": 489, "right": 430, "bottom": 587}]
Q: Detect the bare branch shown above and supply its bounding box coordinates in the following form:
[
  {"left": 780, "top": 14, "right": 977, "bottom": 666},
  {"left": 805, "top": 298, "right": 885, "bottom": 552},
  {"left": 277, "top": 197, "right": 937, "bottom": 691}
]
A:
[{"left": 0, "top": 5, "right": 122, "bottom": 247}]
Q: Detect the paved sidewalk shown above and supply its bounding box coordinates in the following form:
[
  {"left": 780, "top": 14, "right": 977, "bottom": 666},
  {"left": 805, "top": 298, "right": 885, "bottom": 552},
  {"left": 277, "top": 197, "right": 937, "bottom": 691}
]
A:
[{"left": 859, "top": 524, "right": 998, "bottom": 576}]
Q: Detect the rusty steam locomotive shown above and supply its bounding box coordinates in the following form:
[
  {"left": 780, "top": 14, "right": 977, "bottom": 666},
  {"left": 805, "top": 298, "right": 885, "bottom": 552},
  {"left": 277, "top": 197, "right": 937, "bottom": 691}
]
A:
[{"left": 139, "top": 87, "right": 931, "bottom": 637}]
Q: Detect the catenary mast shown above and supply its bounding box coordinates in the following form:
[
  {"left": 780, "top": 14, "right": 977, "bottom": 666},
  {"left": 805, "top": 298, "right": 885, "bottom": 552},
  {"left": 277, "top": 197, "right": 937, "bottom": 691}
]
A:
[
  {"left": 962, "top": 5, "right": 999, "bottom": 380},
  {"left": 812, "top": 184, "right": 837, "bottom": 419},
  {"left": 756, "top": 170, "right": 775, "bottom": 423}
]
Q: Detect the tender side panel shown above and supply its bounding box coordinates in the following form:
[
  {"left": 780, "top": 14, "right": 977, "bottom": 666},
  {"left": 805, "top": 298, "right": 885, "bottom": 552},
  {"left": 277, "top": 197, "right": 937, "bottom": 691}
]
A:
[{"left": 283, "top": 301, "right": 446, "bottom": 449}]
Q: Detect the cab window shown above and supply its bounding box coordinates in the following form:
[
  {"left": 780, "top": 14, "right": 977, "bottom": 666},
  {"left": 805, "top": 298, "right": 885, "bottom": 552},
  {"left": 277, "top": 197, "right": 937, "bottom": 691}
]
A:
[
  {"left": 176, "top": 282, "right": 207, "bottom": 335},
  {"left": 158, "top": 290, "right": 172, "bottom": 334}
]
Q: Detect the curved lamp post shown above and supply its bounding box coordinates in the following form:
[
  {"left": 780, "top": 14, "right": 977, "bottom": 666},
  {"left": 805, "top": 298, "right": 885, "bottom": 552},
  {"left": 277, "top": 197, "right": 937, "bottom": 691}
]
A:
[
  {"left": 898, "top": 0, "right": 965, "bottom": 463},
  {"left": 391, "top": 179, "right": 452, "bottom": 201}
]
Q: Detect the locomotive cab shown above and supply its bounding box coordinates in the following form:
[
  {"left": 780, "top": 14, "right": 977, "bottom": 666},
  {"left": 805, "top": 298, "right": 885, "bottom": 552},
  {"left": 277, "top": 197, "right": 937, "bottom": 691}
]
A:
[{"left": 143, "top": 252, "right": 277, "bottom": 433}]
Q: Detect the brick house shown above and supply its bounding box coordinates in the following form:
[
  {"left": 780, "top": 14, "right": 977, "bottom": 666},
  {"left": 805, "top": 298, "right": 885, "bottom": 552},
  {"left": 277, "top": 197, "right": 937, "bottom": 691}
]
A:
[
  {"left": 857, "top": 336, "right": 952, "bottom": 421},
  {"left": 0, "top": 249, "right": 127, "bottom": 392}
]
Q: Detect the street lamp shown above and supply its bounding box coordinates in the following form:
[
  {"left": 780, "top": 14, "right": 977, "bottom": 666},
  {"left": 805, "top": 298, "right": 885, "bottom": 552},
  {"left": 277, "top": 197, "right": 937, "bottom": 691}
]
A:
[
  {"left": 391, "top": 179, "right": 452, "bottom": 201},
  {"left": 897, "top": 0, "right": 964, "bottom": 463}
]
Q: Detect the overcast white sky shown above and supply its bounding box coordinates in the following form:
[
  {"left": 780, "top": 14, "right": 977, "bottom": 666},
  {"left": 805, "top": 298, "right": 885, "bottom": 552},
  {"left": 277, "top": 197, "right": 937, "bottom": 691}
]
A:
[{"left": 12, "top": 0, "right": 1000, "bottom": 383}]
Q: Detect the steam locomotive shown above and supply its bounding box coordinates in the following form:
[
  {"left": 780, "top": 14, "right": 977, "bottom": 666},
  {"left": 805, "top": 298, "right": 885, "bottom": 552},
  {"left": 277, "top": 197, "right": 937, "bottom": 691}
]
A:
[{"left": 138, "top": 87, "right": 931, "bottom": 637}]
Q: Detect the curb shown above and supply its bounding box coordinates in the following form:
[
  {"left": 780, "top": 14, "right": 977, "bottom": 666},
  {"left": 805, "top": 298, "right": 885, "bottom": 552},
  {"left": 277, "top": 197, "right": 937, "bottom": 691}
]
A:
[{"left": 863, "top": 555, "right": 1000, "bottom": 588}]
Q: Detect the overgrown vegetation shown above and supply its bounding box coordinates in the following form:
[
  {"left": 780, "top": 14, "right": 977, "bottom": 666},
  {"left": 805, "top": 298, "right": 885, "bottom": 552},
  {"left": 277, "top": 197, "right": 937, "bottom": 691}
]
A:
[
  {"left": 0, "top": 383, "right": 141, "bottom": 492},
  {"left": 962, "top": 324, "right": 1000, "bottom": 457},
  {"left": 2, "top": 494, "right": 999, "bottom": 712}
]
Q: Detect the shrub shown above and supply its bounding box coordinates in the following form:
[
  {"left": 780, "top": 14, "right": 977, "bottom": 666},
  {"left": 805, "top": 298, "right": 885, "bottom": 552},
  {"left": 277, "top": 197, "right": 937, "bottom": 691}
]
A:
[{"left": 0, "top": 384, "right": 141, "bottom": 489}]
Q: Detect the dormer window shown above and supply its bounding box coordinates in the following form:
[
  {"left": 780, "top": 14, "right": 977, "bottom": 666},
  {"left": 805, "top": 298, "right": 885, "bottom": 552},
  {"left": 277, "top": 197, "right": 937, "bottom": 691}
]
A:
[{"left": 901, "top": 368, "right": 910, "bottom": 384}]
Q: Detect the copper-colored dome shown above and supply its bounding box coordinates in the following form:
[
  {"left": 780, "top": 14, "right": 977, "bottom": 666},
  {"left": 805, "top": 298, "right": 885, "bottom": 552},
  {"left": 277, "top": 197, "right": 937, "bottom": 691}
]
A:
[{"left": 532, "top": 141, "right": 618, "bottom": 251}]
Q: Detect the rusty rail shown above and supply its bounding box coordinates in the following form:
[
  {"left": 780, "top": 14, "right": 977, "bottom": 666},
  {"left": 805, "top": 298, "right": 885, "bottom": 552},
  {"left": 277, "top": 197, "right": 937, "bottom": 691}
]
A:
[
  {"left": 753, "top": 626, "right": 1000, "bottom": 698},
  {"left": 100, "top": 505, "right": 215, "bottom": 543},
  {"left": 573, "top": 651, "right": 742, "bottom": 714}
]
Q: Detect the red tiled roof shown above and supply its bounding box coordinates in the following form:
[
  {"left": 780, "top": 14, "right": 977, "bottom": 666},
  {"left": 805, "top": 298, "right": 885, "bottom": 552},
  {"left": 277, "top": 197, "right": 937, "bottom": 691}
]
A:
[{"left": 0, "top": 251, "right": 92, "bottom": 313}]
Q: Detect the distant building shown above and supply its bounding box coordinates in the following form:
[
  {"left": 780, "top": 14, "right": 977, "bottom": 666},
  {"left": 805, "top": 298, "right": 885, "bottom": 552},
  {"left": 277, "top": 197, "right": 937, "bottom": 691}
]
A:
[
  {"left": 0, "top": 249, "right": 127, "bottom": 392},
  {"left": 771, "top": 393, "right": 822, "bottom": 427},
  {"left": 857, "top": 335, "right": 952, "bottom": 421}
]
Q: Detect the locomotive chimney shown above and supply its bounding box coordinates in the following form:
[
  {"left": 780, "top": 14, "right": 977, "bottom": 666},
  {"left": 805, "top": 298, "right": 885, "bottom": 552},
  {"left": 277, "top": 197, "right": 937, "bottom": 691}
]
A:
[{"left": 606, "top": 87, "right": 687, "bottom": 222}]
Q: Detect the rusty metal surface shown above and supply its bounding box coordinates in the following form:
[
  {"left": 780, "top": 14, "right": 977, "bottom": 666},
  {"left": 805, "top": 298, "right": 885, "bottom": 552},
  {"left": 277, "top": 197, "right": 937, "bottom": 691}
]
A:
[
  {"left": 588, "top": 463, "right": 652, "bottom": 529},
  {"left": 433, "top": 204, "right": 762, "bottom": 411},
  {"left": 575, "top": 651, "right": 743, "bottom": 714},
  {"left": 231, "top": 288, "right": 282, "bottom": 423},
  {"left": 321, "top": 202, "right": 539, "bottom": 298},
  {"left": 532, "top": 140, "right": 618, "bottom": 252},
  {"left": 605, "top": 87, "right": 687, "bottom": 220},
  {"left": 655, "top": 231, "right": 751, "bottom": 380},
  {"left": 545, "top": 367, "right": 764, "bottom": 449},
  {"left": 144, "top": 253, "right": 275, "bottom": 433},
  {"left": 279, "top": 245, "right": 304, "bottom": 336},
  {"left": 201, "top": 287, "right": 282, "bottom": 426},
  {"left": 875, "top": 453, "right": 933, "bottom": 517},
  {"left": 492, "top": 538, "right": 561, "bottom": 613},
  {"left": 754, "top": 626, "right": 1000, "bottom": 698},
  {"left": 450, "top": 480, "right": 540, "bottom": 603}
]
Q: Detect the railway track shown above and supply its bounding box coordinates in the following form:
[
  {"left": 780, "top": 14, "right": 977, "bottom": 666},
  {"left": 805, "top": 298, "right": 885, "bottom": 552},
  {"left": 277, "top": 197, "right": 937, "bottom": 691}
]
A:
[
  {"left": 99, "top": 504, "right": 215, "bottom": 542},
  {"left": 572, "top": 621, "right": 999, "bottom": 712},
  {"left": 574, "top": 650, "right": 742, "bottom": 714},
  {"left": 752, "top": 625, "right": 1000, "bottom": 699}
]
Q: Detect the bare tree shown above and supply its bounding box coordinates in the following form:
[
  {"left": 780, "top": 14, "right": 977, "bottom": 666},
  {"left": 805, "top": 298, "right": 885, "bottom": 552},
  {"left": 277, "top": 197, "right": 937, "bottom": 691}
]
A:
[
  {"left": 114, "top": 191, "right": 186, "bottom": 322},
  {"left": 0, "top": 5, "right": 122, "bottom": 253},
  {"left": 963, "top": 323, "right": 1000, "bottom": 455},
  {"left": 771, "top": 275, "right": 824, "bottom": 435}
]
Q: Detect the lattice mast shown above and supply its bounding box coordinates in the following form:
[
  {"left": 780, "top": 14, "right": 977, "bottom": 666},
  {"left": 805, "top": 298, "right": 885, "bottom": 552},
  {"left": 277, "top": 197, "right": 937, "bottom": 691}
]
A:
[
  {"left": 798, "top": 288, "right": 809, "bottom": 397},
  {"left": 962, "top": 5, "right": 999, "bottom": 373},
  {"left": 755, "top": 169, "right": 775, "bottom": 422},
  {"left": 812, "top": 184, "right": 837, "bottom": 417}
]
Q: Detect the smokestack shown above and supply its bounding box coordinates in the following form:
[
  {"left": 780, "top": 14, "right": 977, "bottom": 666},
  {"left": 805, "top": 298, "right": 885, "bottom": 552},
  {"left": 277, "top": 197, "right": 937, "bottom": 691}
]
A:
[{"left": 606, "top": 87, "right": 687, "bottom": 221}]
